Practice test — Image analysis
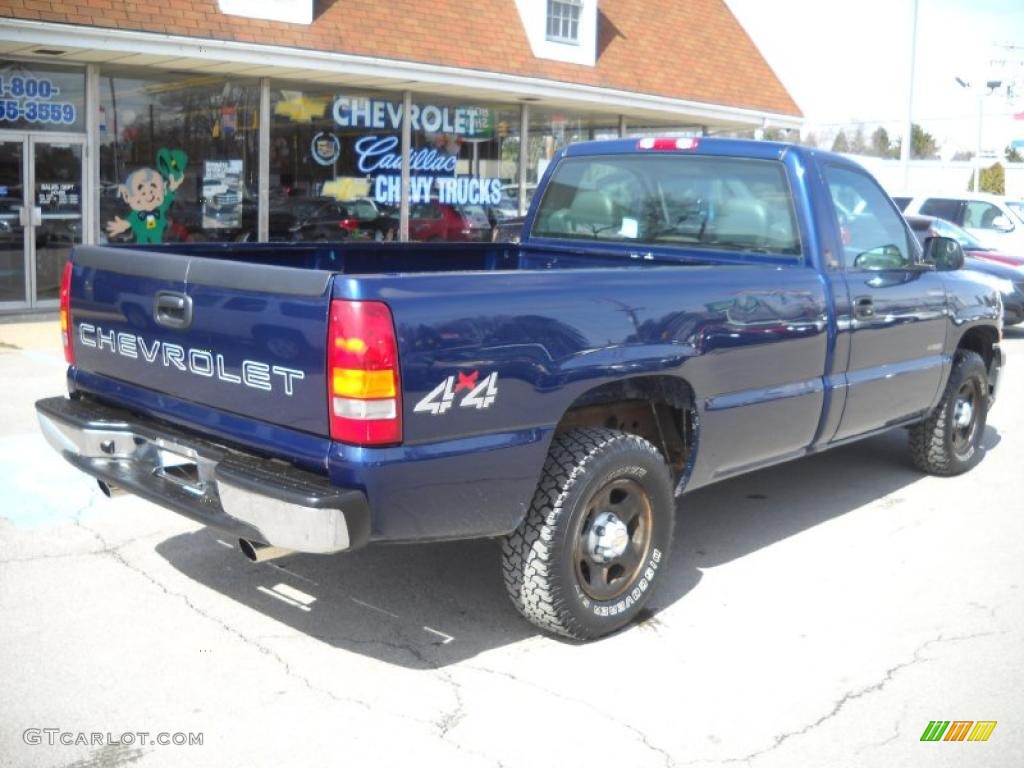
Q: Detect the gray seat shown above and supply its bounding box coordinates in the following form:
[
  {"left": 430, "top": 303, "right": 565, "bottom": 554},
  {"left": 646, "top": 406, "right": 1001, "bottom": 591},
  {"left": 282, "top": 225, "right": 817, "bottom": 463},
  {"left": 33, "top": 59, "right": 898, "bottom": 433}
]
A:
[
  {"left": 568, "top": 190, "right": 618, "bottom": 234},
  {"left": 713, "top": 197, "right": 767, "bottom": 244}
]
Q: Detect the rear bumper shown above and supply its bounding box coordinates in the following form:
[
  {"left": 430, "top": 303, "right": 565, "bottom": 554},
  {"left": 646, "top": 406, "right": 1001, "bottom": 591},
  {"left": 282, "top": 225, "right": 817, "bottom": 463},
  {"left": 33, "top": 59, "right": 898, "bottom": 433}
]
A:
[{"left": 35, "top": 395, "right": 370, "bottom": 554}]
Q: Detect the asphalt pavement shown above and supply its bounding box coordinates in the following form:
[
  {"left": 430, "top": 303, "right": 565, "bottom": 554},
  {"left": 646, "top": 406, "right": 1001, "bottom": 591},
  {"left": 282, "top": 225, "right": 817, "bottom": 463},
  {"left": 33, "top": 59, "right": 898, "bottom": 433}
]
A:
[{"left": 1, "top": 319, "right": 1021, "bottom": 768}]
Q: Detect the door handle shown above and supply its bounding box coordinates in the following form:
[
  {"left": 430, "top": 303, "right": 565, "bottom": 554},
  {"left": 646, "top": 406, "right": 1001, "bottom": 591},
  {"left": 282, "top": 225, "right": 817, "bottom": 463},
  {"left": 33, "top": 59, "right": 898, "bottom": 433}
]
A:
[
  {"left": 31, "top": 206, "right": 42, "bottom": 226},
  {"left": 16, "top": 206, "right": 27, "bottom": 227},
  {"left": 153, "top": 291, "right": 193, "bottom": 329},
  {"left": 854, "top": 296, "right": 874, "bottom": 319}
]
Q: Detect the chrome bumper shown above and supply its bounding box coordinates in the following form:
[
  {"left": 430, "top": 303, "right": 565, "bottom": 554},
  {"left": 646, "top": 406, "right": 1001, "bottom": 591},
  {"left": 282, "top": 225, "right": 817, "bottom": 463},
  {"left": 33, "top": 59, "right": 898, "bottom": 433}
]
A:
[{"left": 35, "top": 396, "right": 370, "bottom": 554}]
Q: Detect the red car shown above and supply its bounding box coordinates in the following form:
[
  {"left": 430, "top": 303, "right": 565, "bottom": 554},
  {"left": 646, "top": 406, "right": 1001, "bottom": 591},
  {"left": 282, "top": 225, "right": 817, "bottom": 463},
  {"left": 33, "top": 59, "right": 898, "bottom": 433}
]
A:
[{"left": 408, "top": 200, "right": 492, "bottom": 242}]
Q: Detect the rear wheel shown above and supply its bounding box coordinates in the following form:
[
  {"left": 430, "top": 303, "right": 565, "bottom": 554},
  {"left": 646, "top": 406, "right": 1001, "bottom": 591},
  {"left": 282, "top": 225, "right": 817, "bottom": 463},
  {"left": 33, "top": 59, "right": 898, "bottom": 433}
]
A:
[
  {"left": 909, "top": 350, "right": 988, "bottom": 476},
  {"left": 502, "top": 428, "right": 675, "bottom": 639}
]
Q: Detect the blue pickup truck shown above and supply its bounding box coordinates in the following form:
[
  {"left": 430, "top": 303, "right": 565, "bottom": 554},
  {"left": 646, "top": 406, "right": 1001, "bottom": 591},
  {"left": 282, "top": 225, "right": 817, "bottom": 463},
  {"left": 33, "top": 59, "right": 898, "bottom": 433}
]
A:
[{"left": 37, "top": 137, "right": 1004, "bottom": 639}]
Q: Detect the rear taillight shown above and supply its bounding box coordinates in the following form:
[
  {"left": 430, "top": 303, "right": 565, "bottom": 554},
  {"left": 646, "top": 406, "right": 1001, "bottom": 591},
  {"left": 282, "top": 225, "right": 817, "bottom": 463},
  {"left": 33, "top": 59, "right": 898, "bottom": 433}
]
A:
[
  {"left": 60, "top": 260, "right": 73, "bottom": 365},
  {"left": 338, "top": 219, "right": 359, "bottom": 232},
  {"left": 327, "top": 300, "right": 402, "bottom": 445}
]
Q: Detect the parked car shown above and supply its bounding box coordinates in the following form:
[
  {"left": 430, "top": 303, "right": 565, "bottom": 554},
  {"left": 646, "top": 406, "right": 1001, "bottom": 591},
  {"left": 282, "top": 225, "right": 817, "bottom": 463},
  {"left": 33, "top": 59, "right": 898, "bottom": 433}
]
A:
[
  {"left": 491, "top": 183, "right": 538, "bottom": 220},
  {"left": 900, "top": 211, "right": 1024, "bottom": 268},
  {"left": 290, "top": 197, "right": 397, "bottom": 242},
  {"left": 896, "top": 192, "right": 1024, "bottom": 253},
  {"left": 409, "top": 199, "right": 491, "bottom": 241},
  {"left": 492, "top": 215, "right": 525, "bottom": 243},
  {"left": 905, "top": 214, "right": 1024, "bottom": 325}
]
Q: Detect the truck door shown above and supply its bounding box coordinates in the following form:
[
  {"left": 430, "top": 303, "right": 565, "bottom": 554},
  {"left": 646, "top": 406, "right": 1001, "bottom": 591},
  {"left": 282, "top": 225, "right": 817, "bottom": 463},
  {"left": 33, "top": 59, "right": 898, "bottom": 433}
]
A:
[{"left": 823, "top": 164, "right": 947, "bottom": 441}]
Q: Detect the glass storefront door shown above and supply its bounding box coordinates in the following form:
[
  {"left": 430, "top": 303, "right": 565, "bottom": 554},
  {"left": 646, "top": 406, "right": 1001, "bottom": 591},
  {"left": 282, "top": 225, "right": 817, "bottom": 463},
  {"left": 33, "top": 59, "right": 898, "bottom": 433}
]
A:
[{"left": 0, "top": 133, "right": 84, "bottom": 308}]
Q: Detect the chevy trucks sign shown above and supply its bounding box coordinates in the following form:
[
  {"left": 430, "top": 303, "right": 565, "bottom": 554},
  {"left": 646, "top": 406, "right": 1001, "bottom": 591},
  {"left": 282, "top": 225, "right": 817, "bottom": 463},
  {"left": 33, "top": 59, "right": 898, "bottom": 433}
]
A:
[{"left": 332, "top": 96, "right": 502, "bottom": 206}]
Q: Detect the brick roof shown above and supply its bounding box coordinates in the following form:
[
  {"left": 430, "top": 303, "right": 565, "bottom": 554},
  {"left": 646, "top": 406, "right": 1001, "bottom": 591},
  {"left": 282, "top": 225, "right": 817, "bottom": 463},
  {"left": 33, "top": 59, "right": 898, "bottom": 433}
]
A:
[{"left": 3, "top": 0, "right": 801, "bottom": 117}]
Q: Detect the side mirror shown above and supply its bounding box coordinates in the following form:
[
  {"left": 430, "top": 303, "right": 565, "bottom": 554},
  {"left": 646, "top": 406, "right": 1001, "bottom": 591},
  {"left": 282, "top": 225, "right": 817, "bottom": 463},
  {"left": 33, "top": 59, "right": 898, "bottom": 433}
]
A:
[
  {"left": 923, "top": 236, "right": 964, "bottom": 271},
  {"left": 990, "top": 214, "right": 1014, "bottom": 233}
]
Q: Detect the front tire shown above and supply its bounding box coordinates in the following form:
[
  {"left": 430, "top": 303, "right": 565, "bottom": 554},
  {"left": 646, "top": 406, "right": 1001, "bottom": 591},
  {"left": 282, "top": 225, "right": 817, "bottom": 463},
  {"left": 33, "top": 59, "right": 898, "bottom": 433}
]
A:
[
  {"left": 502, "top": 428, "right": 675, "bottom": 640},
  {"left": 909, "top": 350, "right": 988, "bottom": 476}
]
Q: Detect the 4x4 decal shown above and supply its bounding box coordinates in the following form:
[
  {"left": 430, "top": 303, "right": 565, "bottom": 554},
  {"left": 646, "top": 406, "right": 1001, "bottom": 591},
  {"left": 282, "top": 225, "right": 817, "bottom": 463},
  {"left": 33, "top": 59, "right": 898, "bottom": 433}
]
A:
[{"left": 414, "top": 371, "right": 499, "bottom": 415}]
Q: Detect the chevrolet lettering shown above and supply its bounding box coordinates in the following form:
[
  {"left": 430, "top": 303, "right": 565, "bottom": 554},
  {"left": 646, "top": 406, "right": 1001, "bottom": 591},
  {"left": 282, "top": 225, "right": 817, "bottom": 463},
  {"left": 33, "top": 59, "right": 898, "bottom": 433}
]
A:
[{"left": 77, "top": 324, "right": 305, "bottom": 395}]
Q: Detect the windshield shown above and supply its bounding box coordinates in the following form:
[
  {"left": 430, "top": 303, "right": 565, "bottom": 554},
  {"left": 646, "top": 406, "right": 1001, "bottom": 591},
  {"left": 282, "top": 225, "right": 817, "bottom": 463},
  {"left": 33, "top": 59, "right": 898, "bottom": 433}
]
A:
[
  {"left": 929, "top": 216, "right": 986, "bottom": 250},
  {"left": 530, "top": 155, "right": 801, "bottom": 256}
]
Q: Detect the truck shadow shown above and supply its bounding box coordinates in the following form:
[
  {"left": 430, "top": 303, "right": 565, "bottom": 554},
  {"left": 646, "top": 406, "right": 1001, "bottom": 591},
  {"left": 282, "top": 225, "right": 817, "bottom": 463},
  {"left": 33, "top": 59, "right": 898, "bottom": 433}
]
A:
[{"left": 155, "top": 425, "right": 1000, "bottom": 669}]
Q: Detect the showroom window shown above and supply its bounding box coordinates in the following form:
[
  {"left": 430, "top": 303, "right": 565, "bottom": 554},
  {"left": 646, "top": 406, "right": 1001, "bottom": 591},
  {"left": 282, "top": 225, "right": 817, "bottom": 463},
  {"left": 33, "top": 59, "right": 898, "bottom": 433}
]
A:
[
  {"left": 526, "top": 107, "right": 618, "bottom": 192},
  {"left": 270, "top": 84, "right": 521, "bottom": 242},
  {"left": 408, "top": 94, "right": 520, "bottom": 241},
  {"left": 546, "top": 0, "right": 582, "bottom": 44},
  {"left": 98, "top": 70, "right": 260, "bottom": 244},
  {"left": 269, "top": 83, "right": 403, "bottom": 242}
]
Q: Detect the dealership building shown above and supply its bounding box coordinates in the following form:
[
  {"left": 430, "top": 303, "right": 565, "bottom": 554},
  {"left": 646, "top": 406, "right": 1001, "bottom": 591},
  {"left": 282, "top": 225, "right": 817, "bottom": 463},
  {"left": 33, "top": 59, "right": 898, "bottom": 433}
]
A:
[{"left": 0, "top": 0, "right": 800, "bottom": 312}]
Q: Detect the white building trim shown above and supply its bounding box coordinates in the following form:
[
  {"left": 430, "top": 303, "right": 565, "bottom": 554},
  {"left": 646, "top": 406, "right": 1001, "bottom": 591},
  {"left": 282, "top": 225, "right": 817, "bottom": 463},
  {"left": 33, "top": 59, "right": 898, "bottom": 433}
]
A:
[{"left": 0, "top": 19, "right": 803, "bottom": 130}]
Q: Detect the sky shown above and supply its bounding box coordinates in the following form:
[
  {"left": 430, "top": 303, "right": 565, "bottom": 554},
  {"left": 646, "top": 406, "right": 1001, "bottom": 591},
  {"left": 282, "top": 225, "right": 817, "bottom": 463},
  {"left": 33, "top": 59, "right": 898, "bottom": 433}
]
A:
[{"left": 724, "top": 0, "right": 1024, "bottom": 158}]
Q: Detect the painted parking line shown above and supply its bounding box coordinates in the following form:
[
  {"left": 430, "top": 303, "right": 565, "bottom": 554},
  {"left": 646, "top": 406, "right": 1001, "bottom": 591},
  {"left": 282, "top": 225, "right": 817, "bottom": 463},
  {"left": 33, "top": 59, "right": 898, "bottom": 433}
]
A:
[
  {"left": 256, "top": 584, "right": 313, "bottom": 612},
  {"left": 422, "top": 626, "right": 454, "bottom": 644}
]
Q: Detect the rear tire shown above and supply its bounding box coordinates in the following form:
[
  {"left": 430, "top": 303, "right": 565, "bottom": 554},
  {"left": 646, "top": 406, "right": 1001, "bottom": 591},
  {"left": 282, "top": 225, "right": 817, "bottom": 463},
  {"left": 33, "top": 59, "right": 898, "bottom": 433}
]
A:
[
  {"left": 502, "top": 428, "right": 675, "bottom": 640},
  {"left": 909, "top": 350, "right": 988, "bottom": 476}
]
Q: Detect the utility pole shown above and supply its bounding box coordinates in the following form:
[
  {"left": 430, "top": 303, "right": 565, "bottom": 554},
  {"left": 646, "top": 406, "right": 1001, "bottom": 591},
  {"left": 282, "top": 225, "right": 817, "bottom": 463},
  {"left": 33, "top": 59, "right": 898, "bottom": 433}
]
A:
[{"left": 900, "top": 0, "right": 919, "bottom": 189}]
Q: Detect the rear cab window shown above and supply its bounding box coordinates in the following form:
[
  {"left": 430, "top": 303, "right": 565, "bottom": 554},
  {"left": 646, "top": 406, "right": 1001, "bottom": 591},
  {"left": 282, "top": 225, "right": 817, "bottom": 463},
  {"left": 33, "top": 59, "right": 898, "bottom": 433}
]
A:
[{"left": 530, "top": 155, "right": 802, "bottom": 258}]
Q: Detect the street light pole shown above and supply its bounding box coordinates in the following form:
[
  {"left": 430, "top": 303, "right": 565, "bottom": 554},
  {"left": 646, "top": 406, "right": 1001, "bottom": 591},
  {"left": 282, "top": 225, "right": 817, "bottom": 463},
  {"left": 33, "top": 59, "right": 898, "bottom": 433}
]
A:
[
  {"left": 901, "top": 0, "right": 919, "bottom": 189},
  {"left": 956, "top": 77, "right": 984, "bottom": 192},
  {"left": 974, "top": 90, "right": 984, "bottom": 191}
]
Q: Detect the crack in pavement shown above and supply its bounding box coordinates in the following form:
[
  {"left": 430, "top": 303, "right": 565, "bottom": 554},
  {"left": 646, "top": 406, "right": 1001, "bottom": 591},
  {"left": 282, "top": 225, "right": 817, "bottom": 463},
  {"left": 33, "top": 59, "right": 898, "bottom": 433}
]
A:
[
  {"left": 855, "top": 702, "right": 907, "bottom": 756},
  {"left": 62, "top": 515, "right": 505, "bottom": 765},
  {"left": 335, "top": 631, "right": 497, "bottom": 765},
  {"left": 697, "top": 630, "right": 1001, "bottom": 766},
  {"left": 0, "top": 548, "right": 111, "bottom": 565},
  {"left": 67, "top": 518, "right": 423, "bottom": 725},
  {"left": 466, "top": 662, "right": 676, "bottom": 768}
]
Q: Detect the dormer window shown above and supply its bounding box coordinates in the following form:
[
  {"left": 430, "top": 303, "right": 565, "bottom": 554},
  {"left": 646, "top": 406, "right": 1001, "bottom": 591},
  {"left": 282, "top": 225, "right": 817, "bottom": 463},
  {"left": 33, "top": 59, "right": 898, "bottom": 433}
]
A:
[{"left": 546, "top": 0, "right": 582, "bottom": 45}]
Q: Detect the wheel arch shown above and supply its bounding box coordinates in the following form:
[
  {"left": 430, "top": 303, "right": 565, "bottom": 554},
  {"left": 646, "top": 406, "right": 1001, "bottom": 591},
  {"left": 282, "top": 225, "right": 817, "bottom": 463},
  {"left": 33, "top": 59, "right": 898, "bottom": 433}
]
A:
[
  {"left": 955, "top": 325, "right": 999, "bottom": 370},
  {"left": 553, "top": 375, "right": 699, "bottom": 487}
]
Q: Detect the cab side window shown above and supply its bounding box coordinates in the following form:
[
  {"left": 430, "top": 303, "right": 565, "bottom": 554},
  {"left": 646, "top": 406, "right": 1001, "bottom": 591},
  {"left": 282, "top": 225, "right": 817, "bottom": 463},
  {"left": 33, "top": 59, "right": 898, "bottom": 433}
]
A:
[
  {"left": 964, "top": 200, "right": 1012, "bottom": 231},
  {"left": 919, "top": 198, "right": 962, "bottom": 224},
  {"left": 823, "top": 165, "right": 914, "bottom": 270}
]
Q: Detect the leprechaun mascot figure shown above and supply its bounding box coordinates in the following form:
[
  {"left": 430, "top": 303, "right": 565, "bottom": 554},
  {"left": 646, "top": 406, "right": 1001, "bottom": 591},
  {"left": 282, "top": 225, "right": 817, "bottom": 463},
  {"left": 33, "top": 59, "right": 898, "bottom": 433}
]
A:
[{"left": 105, "top": 149, "right": 188, "bottom": 245}]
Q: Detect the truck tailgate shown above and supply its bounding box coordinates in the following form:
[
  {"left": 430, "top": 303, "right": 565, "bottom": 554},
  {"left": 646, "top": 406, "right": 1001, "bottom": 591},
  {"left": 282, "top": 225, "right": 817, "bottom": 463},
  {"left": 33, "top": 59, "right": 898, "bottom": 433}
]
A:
[{"left": 69, "top": 246, "right": 333, "bottom": 437}]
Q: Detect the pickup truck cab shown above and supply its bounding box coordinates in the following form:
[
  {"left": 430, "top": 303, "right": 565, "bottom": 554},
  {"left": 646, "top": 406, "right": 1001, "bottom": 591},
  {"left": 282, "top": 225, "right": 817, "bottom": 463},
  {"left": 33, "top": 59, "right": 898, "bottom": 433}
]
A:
[{"left": 37, "top": 138, "right": 1004, "bottom": 639}]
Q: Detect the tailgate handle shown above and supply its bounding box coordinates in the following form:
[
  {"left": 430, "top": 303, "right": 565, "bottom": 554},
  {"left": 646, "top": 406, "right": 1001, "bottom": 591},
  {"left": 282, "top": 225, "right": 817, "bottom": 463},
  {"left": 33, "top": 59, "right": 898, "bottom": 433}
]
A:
[{"left": 154, "top": 291, "right": 193, "bottom": 329}]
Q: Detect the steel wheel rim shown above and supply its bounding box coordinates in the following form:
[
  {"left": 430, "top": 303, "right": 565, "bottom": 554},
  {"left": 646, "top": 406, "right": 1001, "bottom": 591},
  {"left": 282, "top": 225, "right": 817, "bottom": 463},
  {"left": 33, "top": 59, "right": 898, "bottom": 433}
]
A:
[
  {"left": 951, "top": 379, "right": 981, "bottom": 457},
  {"left": 573, "top": 477, "right": 654, "bottom": 602}
]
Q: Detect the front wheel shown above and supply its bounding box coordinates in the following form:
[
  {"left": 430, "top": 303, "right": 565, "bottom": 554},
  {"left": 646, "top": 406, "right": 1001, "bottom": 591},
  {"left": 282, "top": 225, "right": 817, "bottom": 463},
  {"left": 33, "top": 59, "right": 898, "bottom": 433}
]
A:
[
  {"left": 502, "top": 428, "right": 675, "bottom": 639},
  {"left": 909, "top": 350, "right": 988, "bottom": 476}
]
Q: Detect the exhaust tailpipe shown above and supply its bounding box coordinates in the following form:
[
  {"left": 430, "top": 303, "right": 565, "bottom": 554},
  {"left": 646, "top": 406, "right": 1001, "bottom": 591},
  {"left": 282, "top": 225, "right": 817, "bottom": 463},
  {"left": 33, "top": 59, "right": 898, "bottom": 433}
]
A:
[
  {"left": 238, "top": 538, "right": 294, "bottom": 563},
  {"left": 97, "top": 479, "right": 126, "bottom": 498}
]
